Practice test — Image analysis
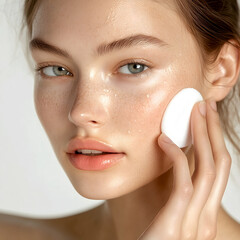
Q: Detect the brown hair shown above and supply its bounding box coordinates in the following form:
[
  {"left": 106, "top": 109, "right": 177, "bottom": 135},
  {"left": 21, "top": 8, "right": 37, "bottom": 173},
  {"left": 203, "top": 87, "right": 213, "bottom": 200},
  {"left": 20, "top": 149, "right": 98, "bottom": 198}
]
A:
[
  {"left": 174, "top": 0, "right": 240, "bottom": 155},
  {"left": 22, "top": 0, "right": 240, "bottom": 155}
]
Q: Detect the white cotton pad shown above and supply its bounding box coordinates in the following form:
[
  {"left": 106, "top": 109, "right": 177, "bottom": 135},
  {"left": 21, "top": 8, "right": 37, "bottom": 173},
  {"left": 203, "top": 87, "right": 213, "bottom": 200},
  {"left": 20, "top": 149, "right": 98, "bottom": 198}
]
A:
[{"left": 161, "top": 88, "right": 203, "bottom": 148}]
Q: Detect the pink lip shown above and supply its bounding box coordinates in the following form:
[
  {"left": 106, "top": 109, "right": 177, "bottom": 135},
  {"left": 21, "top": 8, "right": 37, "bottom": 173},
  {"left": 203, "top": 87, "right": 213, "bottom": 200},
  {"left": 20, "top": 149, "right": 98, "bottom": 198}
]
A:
[
  {"left": 66, "top": 137, "right": 125, "bottom": 171},
  {"left": 66, "top": 137, "right": 123, "bottom": 154},
  {"left": 67, "top": 153, "right": 125, "bottom": 171}
]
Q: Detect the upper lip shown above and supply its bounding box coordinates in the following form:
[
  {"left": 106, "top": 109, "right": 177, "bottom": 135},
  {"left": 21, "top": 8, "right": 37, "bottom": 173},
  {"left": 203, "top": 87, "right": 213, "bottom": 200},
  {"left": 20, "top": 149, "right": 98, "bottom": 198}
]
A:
[{"left": 66, "top": 137, "right": 123, "bottom": 154}]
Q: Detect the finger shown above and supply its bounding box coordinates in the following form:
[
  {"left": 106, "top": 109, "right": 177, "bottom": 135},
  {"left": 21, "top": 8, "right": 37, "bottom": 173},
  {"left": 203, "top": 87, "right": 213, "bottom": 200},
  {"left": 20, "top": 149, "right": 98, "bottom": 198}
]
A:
[
  {"left": 142, "top": 134, "right": 193, "bottom": 238},
  {"left": 139, "top": 134, "right": 193, "bottom": 239},
  {"left": 191, "top": 101, "right": 216, "bottom": 186},
  {"left": 204, "top": 99, "right": 232, "bottom": 208},
  {"left": 196, "top": 100, "right": 232, "bottom": 240},
  {"left": 181, "top": 101, "right": 216, "bottom": 239},
  {"left": 158, "top": 133, "right": 193, "bottom": 212}
]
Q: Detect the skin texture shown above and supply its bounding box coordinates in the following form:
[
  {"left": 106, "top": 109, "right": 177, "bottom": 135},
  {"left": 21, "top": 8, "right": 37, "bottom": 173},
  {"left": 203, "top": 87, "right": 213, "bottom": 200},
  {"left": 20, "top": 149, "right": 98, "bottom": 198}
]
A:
[
  {"left": 25, "top": 0, "right": 240, "bottom": 239},
  {"left": 32, "top": 0, "right": 203, "bottom": 199}
]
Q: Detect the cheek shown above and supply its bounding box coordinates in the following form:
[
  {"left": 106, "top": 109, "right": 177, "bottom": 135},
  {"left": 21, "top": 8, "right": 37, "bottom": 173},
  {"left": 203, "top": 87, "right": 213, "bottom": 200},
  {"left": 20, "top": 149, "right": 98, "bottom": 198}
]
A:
[
  {"left": 34, "top": 80, "right": 69, "bottom": 134},
  {"left": 111, "top": 72, "right": 185, "bottom": 139},
  {"left": 114, "top": 90, "right": 167, "bottom": 138}
]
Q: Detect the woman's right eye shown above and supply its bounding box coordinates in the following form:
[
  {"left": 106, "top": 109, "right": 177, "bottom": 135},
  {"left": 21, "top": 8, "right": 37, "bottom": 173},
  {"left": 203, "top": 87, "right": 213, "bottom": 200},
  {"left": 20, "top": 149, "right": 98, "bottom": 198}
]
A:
[{"left": 37, "top": 65, "right": 73, "bottom": 77}]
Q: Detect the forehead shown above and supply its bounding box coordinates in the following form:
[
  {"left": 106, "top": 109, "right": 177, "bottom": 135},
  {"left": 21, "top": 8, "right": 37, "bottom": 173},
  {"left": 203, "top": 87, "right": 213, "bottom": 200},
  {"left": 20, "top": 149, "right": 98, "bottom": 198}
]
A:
[
  {"left": 32, "top": 0, "right": 184, "bottom": 41},
  {"left": 31, "top": 0, "right": 200, "bottom": 65}
]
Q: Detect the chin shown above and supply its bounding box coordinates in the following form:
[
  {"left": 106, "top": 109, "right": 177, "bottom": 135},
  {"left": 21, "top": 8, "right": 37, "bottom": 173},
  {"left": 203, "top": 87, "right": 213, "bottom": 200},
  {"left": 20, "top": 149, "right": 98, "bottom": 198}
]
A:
[
  {"left": 65, "top": 169, "right": 168, "bottom": 201},
  {"left": 67, "top": 176, "right": 137, "bottom": 200},
  {"left": 75, "top": 189, "right": 127, "bottom": 200}
]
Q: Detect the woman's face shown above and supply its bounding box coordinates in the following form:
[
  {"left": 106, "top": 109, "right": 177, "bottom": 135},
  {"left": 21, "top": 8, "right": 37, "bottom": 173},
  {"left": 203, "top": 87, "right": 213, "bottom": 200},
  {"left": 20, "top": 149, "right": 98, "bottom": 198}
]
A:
[{"left": 31, "top": 0, "right": 206, "bottom": 199}]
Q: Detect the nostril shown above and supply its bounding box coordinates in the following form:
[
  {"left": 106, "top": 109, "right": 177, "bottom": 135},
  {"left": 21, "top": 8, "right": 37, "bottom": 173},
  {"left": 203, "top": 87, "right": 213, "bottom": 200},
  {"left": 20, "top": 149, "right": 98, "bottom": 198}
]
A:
[{"left": 86, "top": 120, "right": 102, "bottom": 127}]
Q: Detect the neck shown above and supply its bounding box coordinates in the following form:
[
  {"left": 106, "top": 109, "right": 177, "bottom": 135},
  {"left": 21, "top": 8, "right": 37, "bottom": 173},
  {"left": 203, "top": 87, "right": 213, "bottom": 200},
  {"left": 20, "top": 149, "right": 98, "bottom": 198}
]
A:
[{"left": 105, "top": 169, "right": 173, "bottom": 239}]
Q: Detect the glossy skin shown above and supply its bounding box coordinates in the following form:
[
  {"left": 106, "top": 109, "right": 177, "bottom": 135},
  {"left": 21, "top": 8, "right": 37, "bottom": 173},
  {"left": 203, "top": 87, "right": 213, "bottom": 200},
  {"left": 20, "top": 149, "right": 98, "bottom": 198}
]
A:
[
  {"left": 32, "top": 0, "right": 203, "bottom": 199},
  {"left": 19, "top": 0, "right": 240, "bottom": 239}
]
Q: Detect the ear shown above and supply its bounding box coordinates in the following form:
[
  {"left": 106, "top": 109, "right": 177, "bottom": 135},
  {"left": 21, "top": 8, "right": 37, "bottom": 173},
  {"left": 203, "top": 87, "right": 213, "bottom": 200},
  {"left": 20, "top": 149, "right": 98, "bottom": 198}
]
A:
[{"left": 203, "top": 40, "right": 240, "bottom": 101}]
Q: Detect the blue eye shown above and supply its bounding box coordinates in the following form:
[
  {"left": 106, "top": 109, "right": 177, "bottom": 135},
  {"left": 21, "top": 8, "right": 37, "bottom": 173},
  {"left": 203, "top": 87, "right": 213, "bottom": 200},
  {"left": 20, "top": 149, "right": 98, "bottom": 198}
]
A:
[
  {"left": 36, "top": 65, "right": 73, "bottom": 77},
  {"left": 118, "top": 63, "right": 149, "bottom": 75}
]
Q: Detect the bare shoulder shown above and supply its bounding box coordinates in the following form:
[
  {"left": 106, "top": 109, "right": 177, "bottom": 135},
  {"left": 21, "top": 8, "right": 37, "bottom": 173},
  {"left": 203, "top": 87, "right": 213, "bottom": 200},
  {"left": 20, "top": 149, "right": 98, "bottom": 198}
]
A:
[
  {"left": 0, "top": 204, "right": 111, "bottom": 240},
  {"left": 0, "top": 211, "right": 75, "bottom": 240}
]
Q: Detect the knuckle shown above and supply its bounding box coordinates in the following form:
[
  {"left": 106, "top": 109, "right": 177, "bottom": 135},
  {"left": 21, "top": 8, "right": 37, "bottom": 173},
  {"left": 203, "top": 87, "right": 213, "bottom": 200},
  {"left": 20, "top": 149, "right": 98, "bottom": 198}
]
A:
[
  {"left": 203, "top": 227, "right": 217, "bottom": 240},
  {"left": 180, "top": 182, "right": 193, "bottom": 199},
  {"left": 166, "top": 230, "right": 179, "bottom": 240},
  {"left": 219, "top": 151, "right": 232, "bottom": 166},
  {"left": 201, "top": 215, "right": 217, "bottom": 240},
  {"left": 181, "top": 221, "right": 197, "bottom": 240},
  {"left": 204, "top": 167, "right": 216, "bottom": 181},
  {"left": 182, "top": 232, "right": 196, "bottom": 240},
  {"left": 201, "top": 164, "right": 216, "bottom": 183}
]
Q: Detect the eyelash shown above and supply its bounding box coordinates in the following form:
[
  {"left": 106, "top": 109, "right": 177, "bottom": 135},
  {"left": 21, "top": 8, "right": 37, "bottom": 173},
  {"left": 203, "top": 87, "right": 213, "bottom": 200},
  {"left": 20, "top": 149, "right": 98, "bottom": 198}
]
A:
[
  {"left": 117, "top": 59, "right": 151, "bottom": 78},
  {"left": 34, "top": 59, "right": 152, "bottom": 78},
  {"left": 35, "top": 63, "right": 73, "bottom": 77}
]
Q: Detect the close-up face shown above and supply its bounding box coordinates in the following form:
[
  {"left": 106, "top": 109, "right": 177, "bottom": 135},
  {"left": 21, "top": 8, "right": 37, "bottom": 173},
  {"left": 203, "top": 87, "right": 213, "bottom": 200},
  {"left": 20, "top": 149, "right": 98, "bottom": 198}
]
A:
[{"left": 30, "top": 0, "right": 208, "bottom": 200}]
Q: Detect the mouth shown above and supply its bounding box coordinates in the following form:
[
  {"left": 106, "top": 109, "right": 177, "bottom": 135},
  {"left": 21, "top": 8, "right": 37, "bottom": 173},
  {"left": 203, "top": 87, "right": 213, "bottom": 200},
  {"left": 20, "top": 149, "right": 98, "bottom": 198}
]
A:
[
  {"left": 66, "top": 137, "right": 125, "bottom": 171},
  {"left": 67, "top": 137, "right": 123, "bottom": 155},
  {"left": 74, "top": 151, "right": 116, "bottom": 156},
  {"left": 68, "top": 151, "right": 125, "bottom": 171}
]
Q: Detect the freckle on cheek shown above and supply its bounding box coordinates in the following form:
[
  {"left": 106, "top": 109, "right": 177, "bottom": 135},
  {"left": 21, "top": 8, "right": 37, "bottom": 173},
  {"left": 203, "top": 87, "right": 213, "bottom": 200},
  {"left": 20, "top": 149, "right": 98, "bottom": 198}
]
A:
[
  {"left": 121, "top": 94, "right": 164, "bottom": 137},
  {"left": 34, "top": 89, "right": 67, "bottom": 120}
]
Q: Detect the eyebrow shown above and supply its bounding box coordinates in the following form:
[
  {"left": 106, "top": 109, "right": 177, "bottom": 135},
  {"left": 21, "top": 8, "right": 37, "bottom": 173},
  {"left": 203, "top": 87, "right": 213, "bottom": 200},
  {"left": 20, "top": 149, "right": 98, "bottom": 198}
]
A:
[
  {"left": 29, "top": 34, "right": 168, "bottom": 58},
  {"left": 96, "top": 34, "right": 168, "bottom": 56}
]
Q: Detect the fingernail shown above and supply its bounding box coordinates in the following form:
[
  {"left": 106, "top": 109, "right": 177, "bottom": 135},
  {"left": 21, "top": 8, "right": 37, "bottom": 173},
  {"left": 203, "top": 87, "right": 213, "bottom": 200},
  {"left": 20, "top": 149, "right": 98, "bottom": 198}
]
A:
[
  {"left": 198, "top": 101, "right": 206, "bottom": 117},
  {"left": 160, "top": 133, "right": 173, "bottom": 144},
  {"left": 210, "top": 100, "right": 217, "bottom": 112}
]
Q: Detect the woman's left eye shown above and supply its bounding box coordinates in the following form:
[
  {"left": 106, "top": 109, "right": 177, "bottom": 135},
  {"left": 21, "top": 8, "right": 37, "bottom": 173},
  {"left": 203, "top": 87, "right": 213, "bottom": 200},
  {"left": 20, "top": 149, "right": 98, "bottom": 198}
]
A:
[{"left": 118, "top": 62, "right": 149, "bottom": 75}]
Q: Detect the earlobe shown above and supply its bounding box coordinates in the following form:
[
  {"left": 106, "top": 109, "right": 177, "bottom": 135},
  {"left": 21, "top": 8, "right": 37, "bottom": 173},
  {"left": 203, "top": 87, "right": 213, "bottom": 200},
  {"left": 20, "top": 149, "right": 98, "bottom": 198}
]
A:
[{"left": 204, "top": 40, "right": 240, "bottom": 101}]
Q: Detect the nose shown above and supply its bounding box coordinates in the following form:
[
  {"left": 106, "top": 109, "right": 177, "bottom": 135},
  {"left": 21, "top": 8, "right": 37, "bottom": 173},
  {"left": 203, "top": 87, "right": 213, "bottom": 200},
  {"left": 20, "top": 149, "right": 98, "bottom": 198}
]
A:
[{"left": 68, "top": 84, "right": 109, "bottom": 128}]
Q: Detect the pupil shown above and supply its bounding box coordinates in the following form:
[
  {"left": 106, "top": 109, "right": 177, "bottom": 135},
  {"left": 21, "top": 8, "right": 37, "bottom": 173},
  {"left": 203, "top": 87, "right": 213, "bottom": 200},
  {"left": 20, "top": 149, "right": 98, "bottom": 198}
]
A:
[
  {"left": 54, "top": 66, "right": 67, "bottom": 76},
  {"left": 129, "top": 63, "right": 144, "bottom": 74}
]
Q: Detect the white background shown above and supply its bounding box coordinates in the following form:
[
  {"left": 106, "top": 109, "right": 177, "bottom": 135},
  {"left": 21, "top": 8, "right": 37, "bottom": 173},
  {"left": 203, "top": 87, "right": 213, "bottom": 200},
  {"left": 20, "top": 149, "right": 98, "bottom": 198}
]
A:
[{"left": 0, "top": 0, "right": 240, "bottom": 221}]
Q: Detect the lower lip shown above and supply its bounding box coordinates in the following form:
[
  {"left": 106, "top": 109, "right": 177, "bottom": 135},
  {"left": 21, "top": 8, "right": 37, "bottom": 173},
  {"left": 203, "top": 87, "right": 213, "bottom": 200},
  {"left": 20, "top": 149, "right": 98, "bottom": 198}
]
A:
[{"left": 67, "top": 153, "right": 125, "bottom": 171}]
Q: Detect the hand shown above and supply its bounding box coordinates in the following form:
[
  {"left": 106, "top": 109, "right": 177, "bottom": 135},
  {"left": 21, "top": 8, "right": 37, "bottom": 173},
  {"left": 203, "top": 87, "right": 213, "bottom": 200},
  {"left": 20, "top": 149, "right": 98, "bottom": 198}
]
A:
[{"left": 138, "top": 99, "right": 232, "bottom": 240}]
